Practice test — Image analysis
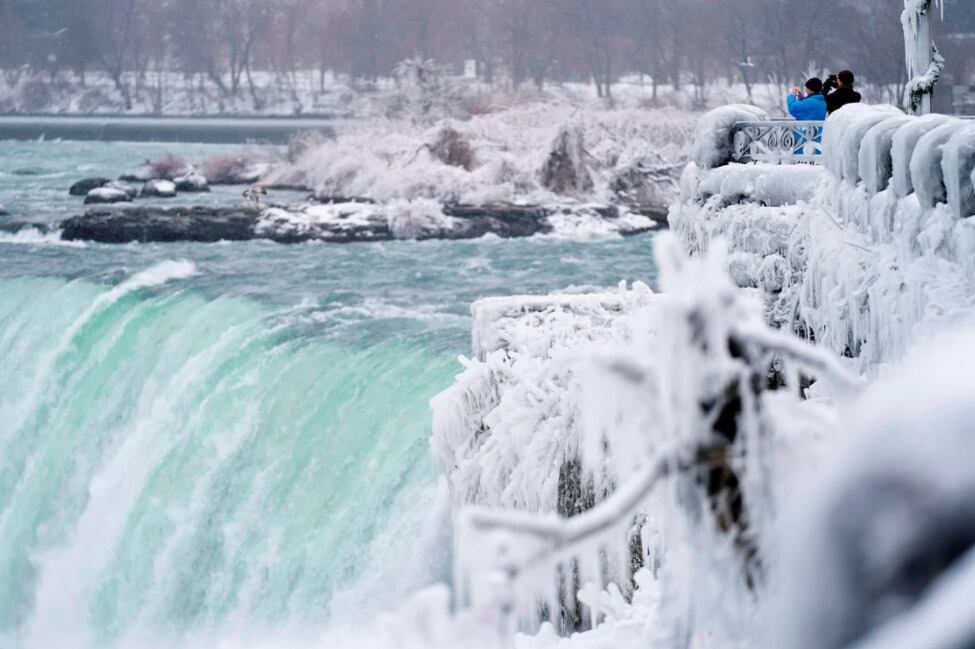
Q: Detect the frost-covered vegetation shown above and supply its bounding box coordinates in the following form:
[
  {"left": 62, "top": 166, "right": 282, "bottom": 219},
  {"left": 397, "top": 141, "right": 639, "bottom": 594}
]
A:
[{"left": 266, "top": 102, "right": 695, "bottom": 210}]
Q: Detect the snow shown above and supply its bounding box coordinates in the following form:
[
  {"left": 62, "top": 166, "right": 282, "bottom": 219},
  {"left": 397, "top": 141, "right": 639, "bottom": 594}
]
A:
[
  {"left": 890, "top": 113, "right": 953, "bottom": 197},
  {"left": 673, "top": 103, "right": 975, "bottom": 374},
  {"left": 859, "top": 116, "right": 912, "bottom": 194},
  {"left": 911, "top": 120, "right": 963, "bottom": 209},
  {"left": 265, "top": 104, "right": 695, "bottom": 212},
  {"left": 84, "top": 187, "right": 132, "bottom": 204},
  {"left": 294, "top": 101, "right": 975, "bottom": 649},
  {"left": 941, "top": 124, "right": 975, "bottom": 219},
  {"left": 822, "top": 104, "right": 901, "bottom": 183},
  {"left": 140, "top": 179, "right": 177, "bottom": 198},
  {"left": 255, "top": 202, "right": 385, "bottom": 239},
  {"left": 774, "top": 327, "right": 975, "bottom": 649},
  {"left": 690, "top": 105, "right": 769, "bottom": 170},
  {"left": 431, "top": 282, "right": 658, "bottom": 512},
  {"left": 435, "top": 234, "right": 858, "bottom": 648},
  {"left": 836, "top": 106, "right": 903, "bottom": 185},
  {"left": 695, "top": 163, "right": 824, "bottom": 207}
]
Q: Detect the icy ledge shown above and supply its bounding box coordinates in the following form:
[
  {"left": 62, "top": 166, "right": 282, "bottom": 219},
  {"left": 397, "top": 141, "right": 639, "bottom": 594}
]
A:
[{"left": 671, "top": 103, "right": 975, "bottom": 373}]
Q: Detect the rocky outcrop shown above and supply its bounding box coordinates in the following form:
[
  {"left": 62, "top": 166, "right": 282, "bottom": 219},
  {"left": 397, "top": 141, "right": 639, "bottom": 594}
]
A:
[
  {"left": 69, "top": 178, "right": 111, "bottom": 196},
  {"left": 62, "top": 206, "right": 261, "bottom": 243},
  {"left": 58, "top": 201, "right": 655, "bottom": 244}
]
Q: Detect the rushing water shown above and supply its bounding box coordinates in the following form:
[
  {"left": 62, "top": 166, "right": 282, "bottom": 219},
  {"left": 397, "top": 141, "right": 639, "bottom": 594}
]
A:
[{"left": 0, "top": 141, "right": 659, "bottom": 649}]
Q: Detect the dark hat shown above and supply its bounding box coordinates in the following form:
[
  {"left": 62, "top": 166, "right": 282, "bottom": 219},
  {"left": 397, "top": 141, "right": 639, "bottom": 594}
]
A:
[
  {"left": 837, "top": 70, "right": 855, "bottom": 86},
  {"left": 805, "top": 77, "right": 824, "bottom": 93}
]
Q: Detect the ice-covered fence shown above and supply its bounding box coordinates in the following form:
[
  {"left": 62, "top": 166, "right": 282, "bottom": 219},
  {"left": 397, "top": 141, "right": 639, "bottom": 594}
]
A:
[
  {"left": 673, "top": 103, "right": 975, "bottom": 373},
  {"left": 732, "top": 121, "right": 825, "bottom": 164},
  {"left": 688, "top": 104, "right": 825, "bottom": 166}
]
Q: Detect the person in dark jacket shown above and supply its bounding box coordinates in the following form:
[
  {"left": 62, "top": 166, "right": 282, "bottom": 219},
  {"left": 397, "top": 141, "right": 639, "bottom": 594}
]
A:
[{"left": 823, "top": 69, "right": 862, "bottom": 115}]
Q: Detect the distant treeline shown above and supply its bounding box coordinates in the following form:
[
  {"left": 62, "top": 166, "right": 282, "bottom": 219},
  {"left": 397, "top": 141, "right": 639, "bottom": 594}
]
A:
[{"left": 1, "top": 0, "right": 973, "bottom": 108}]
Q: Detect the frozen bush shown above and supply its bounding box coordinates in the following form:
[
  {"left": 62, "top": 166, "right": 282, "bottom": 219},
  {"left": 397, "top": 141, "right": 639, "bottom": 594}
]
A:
[
  {"left": 539, "top": 123, "right": 593, "bottom": 195},
  {"left": 427, "top": 124, "right": 477, "bottom": 171}
]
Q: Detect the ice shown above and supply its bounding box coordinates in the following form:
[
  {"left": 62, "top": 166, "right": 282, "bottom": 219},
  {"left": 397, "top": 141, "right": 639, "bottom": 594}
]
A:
[
  {"left": 859, "top": 116, "right": 912, "bottom": 194},
  {"left": 910, "top": 120, "right": 962, "bottom": 209},
  {"left": 890, "top": 113, "right": 953, "bottom": 198},
  {"left": 837, "top": 106, "right": 903, "bottom": 185},
  {"left": 821, "top": 104, "right": 900, "bottom": 183},
  {"left": 695, "top": 163, "right": 824, "bottom": 207},
  {"left": 673, "top": 104, "right": 975, "bottom": 375},
  {"left": 267, "top": 104, "right": 695, "bottom": 210},
  {"left": 774, "top": 327, "right": 975, "bottom": 649},
  {"left": 431, "top": 283, "right": 657, "bottom": 512},
  {"left": 691, "top": 105, "right": 769, "bottom": 170},
  {"left": 941, "top": 124, "right": 975, "bottom": 219}
]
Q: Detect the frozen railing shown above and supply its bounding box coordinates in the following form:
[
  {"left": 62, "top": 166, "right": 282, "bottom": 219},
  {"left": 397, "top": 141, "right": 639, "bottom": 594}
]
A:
[
  {"left": 731, "top": 120, "right": 825, "bottom": 164},
  {"left": 447, "top": 237, "right": 861, "bottom": 640}
]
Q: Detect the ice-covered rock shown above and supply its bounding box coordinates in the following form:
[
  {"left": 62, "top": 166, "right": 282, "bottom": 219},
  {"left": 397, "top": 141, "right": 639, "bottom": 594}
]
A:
[
  {"left": 173, "top": 172, "right": 210, "bottom": 193},
  {"left": 386, "top": 198, "right": 455, "bottom": 239},
  {"left": 68, "top": 177, "right": 111, "bottom": 197},
  {"left": 692, "top": 105, "right": 768, "bottom": 170},
  {"left": 140, "top": 179, "right": 177, "bottom": 198},
  {"left": 256, "top": 202, "right": 387, "bottom": 242},
  {"left": 83, "top": 187, "right": 132, "bottom": 205},
  {"left": 106, "top": 180, "right": 139, "bottom": 199}
]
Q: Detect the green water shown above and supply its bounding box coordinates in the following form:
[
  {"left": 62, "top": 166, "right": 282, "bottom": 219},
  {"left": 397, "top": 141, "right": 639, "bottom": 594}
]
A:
[{"left": 0, "top": 141, "right": 659, "bottom": 649}]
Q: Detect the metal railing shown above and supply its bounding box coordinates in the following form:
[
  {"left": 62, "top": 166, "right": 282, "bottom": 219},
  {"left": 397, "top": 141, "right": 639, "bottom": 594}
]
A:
[{"left": 732, "top": 120, "right": 825, "bottom": 164}]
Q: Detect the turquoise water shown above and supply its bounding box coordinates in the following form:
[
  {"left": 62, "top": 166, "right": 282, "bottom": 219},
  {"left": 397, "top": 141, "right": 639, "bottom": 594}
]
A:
[{"left": 0, "top": 142, "right": 659, "bottom": 649}]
